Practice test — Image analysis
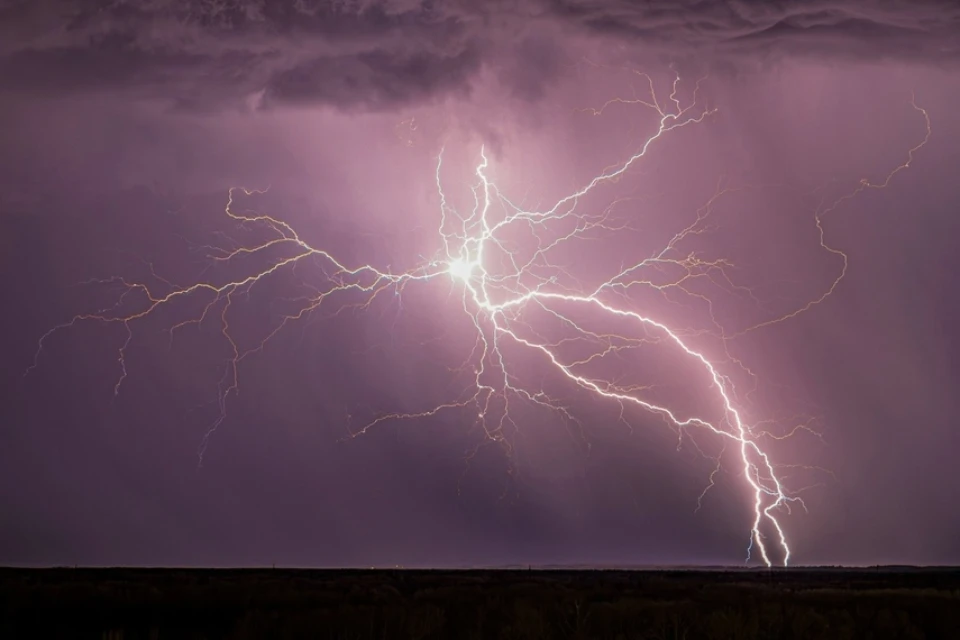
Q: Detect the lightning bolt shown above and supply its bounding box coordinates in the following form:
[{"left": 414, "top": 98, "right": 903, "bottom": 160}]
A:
[
  {"left": 27, "top": 73, "right": 929, "bottom": 568},
  {"left": 733, "top": 93, "right": 931, "bottom": 336}
]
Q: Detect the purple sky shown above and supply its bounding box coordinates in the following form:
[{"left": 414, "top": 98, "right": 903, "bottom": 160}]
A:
[{"left": 2, "top": 0, "right": 959, "bottom": 568}]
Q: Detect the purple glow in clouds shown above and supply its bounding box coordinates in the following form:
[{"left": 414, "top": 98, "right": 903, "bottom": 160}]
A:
[{"left": 2, "top": 1, "right": 959, "bottom": 568}]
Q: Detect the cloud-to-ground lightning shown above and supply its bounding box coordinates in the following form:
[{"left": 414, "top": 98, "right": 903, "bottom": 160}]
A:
[{"left": 27, "top": 73, "right": 930, "bottom": 567}]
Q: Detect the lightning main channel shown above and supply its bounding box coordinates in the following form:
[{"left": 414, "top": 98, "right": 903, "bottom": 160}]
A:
[{"left": 28, "top": 74, "right": 930, "bottom": 567}]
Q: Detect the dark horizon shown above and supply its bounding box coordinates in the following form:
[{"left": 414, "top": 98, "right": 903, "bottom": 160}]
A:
[{"left": 5, "top": 564, "right": 960, "bottom": 572}]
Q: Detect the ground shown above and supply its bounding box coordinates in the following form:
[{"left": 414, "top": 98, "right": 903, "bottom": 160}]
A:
[{"left": 2, "top": 566, "right": 957, "bottom": 638}]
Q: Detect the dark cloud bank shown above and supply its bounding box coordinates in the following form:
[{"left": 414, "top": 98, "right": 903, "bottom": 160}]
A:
[{"left": 1, "top": 0, "right": 958, "bottom": 112}]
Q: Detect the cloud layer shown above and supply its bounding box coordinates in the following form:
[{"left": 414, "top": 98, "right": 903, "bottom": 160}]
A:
[{"left": 1, "top": 0, "right": 958, "bottom": 111}]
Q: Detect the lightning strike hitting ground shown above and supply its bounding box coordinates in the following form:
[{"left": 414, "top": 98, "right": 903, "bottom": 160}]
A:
[{"left": 27, "top": 73, "right": 930, "bottom": 567}]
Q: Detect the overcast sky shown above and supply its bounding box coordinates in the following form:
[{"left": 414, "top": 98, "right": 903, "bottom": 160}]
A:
[{"left": 2, "top": 0, "right": 959, "bottom": 567}]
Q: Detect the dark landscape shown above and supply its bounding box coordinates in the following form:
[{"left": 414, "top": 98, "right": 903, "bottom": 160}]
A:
[{"left": 3, "top": 567, "right": 958, "bottom": 639}]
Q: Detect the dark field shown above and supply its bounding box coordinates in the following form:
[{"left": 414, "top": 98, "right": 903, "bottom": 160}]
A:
[{"left": 2, "top": 567, "right": 958, "bottom": 639}]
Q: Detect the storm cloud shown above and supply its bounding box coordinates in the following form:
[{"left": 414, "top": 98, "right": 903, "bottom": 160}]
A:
[
  {"left": 1, "top": 0, "right": 958, "bottom": 111},
  {"left": 547, "top": 1, "right": 960, "bottom": 59}
]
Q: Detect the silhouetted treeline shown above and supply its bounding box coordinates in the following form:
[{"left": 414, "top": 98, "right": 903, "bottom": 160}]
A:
[{"left": 1, "top": 567, "right": 958, "bottom": 639}]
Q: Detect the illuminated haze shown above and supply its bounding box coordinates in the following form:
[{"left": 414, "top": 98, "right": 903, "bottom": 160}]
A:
[{"left": 1, "top": 0, "right": 959, "bottom": 567}]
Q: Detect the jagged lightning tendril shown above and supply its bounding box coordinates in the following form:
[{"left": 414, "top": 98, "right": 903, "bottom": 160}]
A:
[{"left": 28, "top": 73, "right": 930, "bottom": 568}]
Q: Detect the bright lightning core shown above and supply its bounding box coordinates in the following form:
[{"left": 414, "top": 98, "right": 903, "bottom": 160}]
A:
[
  {"left": 28, "top": 72, "right": 930, "bottom": 568},
  {"left": 447, "top": 257, "right": 475, "bottom": 282}
]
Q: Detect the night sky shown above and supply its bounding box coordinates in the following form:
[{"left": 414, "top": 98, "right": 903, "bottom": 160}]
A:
[{"left": 2, "top": 0, "right": 959, "bottom": 568}]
